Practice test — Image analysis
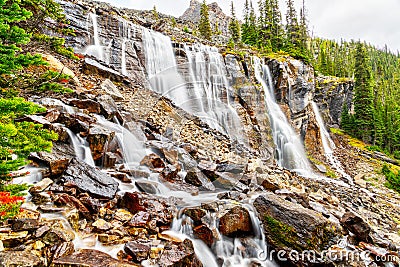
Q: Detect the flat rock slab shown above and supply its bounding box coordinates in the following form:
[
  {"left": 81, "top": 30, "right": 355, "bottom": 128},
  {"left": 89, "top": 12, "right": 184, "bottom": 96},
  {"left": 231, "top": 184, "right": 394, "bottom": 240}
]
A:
[
  {"left": 60, "top": 158, "right": 118, "bottom": 199},
  {"left": 0, "top": 251, "right": 42, "bottom": 267},
  {"left": 51, "top": 249, "right": 139, "bottom": 267}
]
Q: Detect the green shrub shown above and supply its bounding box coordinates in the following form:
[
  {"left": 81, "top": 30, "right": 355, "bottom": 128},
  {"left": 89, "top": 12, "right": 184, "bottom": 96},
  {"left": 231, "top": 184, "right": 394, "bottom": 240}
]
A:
[{"left": 382, "top": 165, "right": 400, "bottom": 193}]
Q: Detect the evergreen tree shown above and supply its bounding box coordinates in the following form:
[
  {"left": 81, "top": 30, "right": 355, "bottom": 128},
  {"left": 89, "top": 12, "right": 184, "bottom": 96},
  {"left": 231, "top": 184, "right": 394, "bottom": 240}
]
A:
[
  {"left": 285, "top": 0, "right": 301, "bottom": 48},
  {"left": 299, "top": 0, "right": 308, "bottom": 50},
  {"left": 270, "top": 0, "right": 284, "bottom": 50},
  {"left": 241, "top": 0, "right": 257, "bottom": 46},
  {"left": 228, "top": 2, "right": 241, "bottom": 44},
  {"left": 199, "top": 0, "right": 212, "bottom": 40},
  {"left": 0, "top": 0, "right": 42, "bottom": 80},
  {"left": 353, "top": 42, "right": 375, "bottom": 142}
]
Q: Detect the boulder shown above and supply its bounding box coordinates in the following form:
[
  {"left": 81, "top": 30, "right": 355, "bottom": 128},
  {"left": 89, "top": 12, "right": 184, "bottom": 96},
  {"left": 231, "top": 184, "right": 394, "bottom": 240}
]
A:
[
  {"left": 140, "top": 153, "right": 165, "bottom": 170},
  {"left": 0, "top": 251, "right": 42, "bottom": 267},
  {"left": 52, "top": 249, "right": 139, "bottom": 267},
  {"left": 51, "top": 241, "right": 75, "bottom": 260},
  {"left": 40, "top": 53, "right": 81, "bottom": 85},
  {"left": 86, "top": 124, "right": 115, "bottom": 161},
  {"left": 160, "top": 165, "right": 179, "bottom": 182},
  {"left": 193, "top": 224, "right": 214, "bottom": 246},
  {"left": 97, "top": 94, "right": 119, "bottom": 119},
  {"left": 183, "top": 208, "right": 206, "bottom": 224},
  {"left": 9, "top": 218, "right": 40, "bottom": 231},
  {"left": 254, "top": 193, "right": 340, "bottom": 252},
  {"left": 29, "top": 152, "right": 70, "bottom": 177},
  {"left": 57, "top": 113, "right": 91, "bottom": 134},
  {"left": 100, "top": 79, "right": 124, "bottom": 100},
  {"left": 29, "top": 178, "right": 54, "bottom": 194},
  {"left": 60, "top": 158, "right": 118, "bottom": 199},
  {"left": 124, "top": 241, "right": 150, "bottom": 262},
  {"left": 219, "top": 206, "right": 253, "bottom": 237},
  {"left": 69, "top": 99, "right": 101, "bottom": 113},
  {"left": 158, "top": 239, "right": 202, "bottom": 267},
  {"left": 184, "top": 169, "right": 215, "bottom": 191},
  {"left": 340, "top": 212, "right": 371, "bottom": 242}
]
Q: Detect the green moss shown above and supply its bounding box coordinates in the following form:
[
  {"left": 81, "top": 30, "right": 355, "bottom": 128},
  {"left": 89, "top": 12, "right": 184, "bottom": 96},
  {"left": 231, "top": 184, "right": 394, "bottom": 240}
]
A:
[
  {"left": 330, "top": 127, "right": 344, "bottom": 135},
  {"left": 264, "top": 215, "right": 301, "bottom": 250},
  {"left": 326, "top": 169, "right": 337, "bottom": 178}
]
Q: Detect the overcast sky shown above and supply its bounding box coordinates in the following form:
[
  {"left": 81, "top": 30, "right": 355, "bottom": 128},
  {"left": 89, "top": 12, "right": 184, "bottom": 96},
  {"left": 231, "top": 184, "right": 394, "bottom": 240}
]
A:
[{"left": 102, "top": 0, "right": 400, "bottom": 52}]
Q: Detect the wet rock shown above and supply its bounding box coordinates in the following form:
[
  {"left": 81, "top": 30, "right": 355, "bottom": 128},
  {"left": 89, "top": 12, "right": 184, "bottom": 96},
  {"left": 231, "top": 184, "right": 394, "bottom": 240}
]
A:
[
  {"left": 0, "top": 251, "right": 42, "bottom": 267},
  {"left": 0, "top": 231, "right": 28, "bottom": 247},
  {"left": 254, "top": 193, "right": 340, "bottom": 252},
  {"left": 43, "top": 229, "right": 70, "bottom": 245},
  {"left": 29, "top": 178, "right": 54, "bottom": 194},
  {"left": 158, "top": 239, "right": 202, "bottom": 267},
  {"left": 114, "top": 209, "right": 133, "bottom": 222},
  {"left": 69, "top": 99, "right": 101, "bottom": 113},
  {"left": 52, "top": 249, "right": 139, "bottom": 267},
  {"left": 86, "top": 124, "right": 115, "bottom": 161},
  {"left": 45, "top": 109, "right": 61, "bottom": 123},
  {"left": 110, "top": 171, "right": 132, "bottom": 183},
  {"left": 135, "top": 180, "right": 160, "bottom": 194},
  {"left": 92, "top": 219, "right": 113, "bottom": 232},
  {"left": 57, "top": 113, "right": 90, "bottom": 134},
  {"left": 198, "top": 161, "right": 218, "bottom": 181},
  {"left": 183, "top": 208, "right": 206, "bottom": 224},
  {"left": 193, "top": 224, "right": 214, "bottom": 246},
  {"left": 54, "top": 193, "right": 91, "bottom": 219},
  {"left": 97, "top": 94, "right": 119, "bottom": 119},
  {"left": 160, "top": 165, "right": 179, "bottom": 182},
  {"left": 100, "top": 79, "right": 124, "bottom": 100},
  {"left": 9, "top": 218, "right": 40, "bottom": 231},
  {"left": 29, "top": 152, "right": 70, "bottom": 177},
  {"left": 120, "top": 192, "right": 146, "bottom": 214},
  {"left": 124, "top": 241, "right": 150, "bottom": 262},
  {"left": 35, "top": 225, "right": 51, "bottom": 238},
  {"left": 78, "top": 194, "right": 102, "bottom": 214},
  {"left": 184, "top": 169, "right": 215, "bottom": 191},
  {"left": 340, "top": 212, "right": 371, "bottom": 242},
  {"left": 216, "top": 163, "right": 245, "bottom": 174},
  {"left": 213, "top": 172, "right": 247, "bottom": 191},
  {"left": 219, "top": 206, "right": 253, "bottom": 237},
  {"left": 103, "top": 152, "right": 117, "bottom": 168},
  {"left": 140, "top": 153, "right": 165, "bottom": 170},
  {"left": 128, "top": 211, "right": 150, "bottom": 228},
  {"left": 60, "top": 158, "right": 118, "bottom": 199},
  {"left": 51, "top": 241, "right": 75, "bottom": 260},
  {"left": 260, "top": 178, "right": 280, "bottom": 192}
]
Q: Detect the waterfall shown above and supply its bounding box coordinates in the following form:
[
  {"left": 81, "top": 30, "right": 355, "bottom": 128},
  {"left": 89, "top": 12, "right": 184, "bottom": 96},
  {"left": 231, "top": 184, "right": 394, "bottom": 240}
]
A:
[
  {"left": 253, "top": 57, "right": 313, "bottom": 175},
  {"left": 65, "top": 128, "right": 96, "bottom": 167},
  {"left": 141, "top": 29, "right": 245, "bottom": 142},
  {"left": 311, "top": 102, "right": 352, "bottom": 182},
  {"left": 95, "top": 116, "right": 147, "bottom": 167},
  {"left": 170, "top": 202, "right": 278, "bottom": 267},
  {"left": 85, "top": 13, "right": 105, "bottom": 61}
]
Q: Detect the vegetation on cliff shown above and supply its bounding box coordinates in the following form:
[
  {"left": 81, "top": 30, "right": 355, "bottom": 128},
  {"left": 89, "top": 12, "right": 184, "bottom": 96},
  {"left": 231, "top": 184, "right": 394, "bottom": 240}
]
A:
[{"left": 0, "top": 0, "right": 73, "bottom": 219}]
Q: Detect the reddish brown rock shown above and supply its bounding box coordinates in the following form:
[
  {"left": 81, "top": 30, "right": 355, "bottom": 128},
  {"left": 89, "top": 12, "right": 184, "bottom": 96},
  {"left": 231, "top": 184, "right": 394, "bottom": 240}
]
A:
[
  {"left": 193, "top": 224, "right": 214, "bottom": 246},
  {"left": 124, "top": 241, "right": 150, "bottom": 262},
  {"left": 158, "top": 239, "right": 202, "bottom": 267},
  {"left": 52, "top": 249, "right": 139, "bottom": 267},
  {"left": 69, "top": 99, "right": 101, "bottom": 113},
  {"left": 219, "top": 206, "right": 253, "bottom": 237},
  {"left": 340, "top": 212, "right": 371, "bottom": 242},
  {"left": 140, "top": 153, "right": 165, "bottom": 170},
  {"left": 86, "top": 125, "right": 115, "bottom": 161}
]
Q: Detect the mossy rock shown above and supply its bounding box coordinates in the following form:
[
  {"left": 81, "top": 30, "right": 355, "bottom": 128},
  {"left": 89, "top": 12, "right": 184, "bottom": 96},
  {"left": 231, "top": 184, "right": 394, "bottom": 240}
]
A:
[{"left": 254, "top": 193, "right": 340, "bottom": 252}]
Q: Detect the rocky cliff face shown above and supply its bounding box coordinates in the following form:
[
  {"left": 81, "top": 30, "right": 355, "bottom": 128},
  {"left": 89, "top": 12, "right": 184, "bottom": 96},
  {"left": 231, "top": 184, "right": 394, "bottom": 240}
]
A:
[{"left": 180, "top": 0, "right": 231, "bottom": 37}]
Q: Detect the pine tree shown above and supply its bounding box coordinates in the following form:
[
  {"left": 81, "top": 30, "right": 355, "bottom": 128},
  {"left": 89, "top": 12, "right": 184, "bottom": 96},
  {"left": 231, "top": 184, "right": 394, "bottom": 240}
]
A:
[
  {"left": 199, "top": 0, "right": 212, "bottom": 40},
  {"left": 242, "top": 0, "right": 257, "bottom": 46},
  {"left": 299, "top": 0, "right": 308, "bottom": 50},
  {"left": 0, "top": 0, "right": 43, "bottom": 80},
  {"left": 270, "top": 0, "right": 284, "bottom": 50},
  {"left": 285, "top": 0, "right": 301, "bottom": 48},
  {"left": 353, "top": 42, "right": 375, "bottom": 142},
  {"left": 229, "top": 2, "right": 241, "bottom": 44}
]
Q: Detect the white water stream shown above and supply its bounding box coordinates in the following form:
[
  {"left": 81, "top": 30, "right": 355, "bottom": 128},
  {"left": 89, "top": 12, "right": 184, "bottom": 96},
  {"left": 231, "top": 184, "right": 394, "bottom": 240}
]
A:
[
  {"left": 253, "top": 57, "right": 313, "bottom": 176},
  {"left": 311, "top": 101, "right": 352, "bottom": 182}
]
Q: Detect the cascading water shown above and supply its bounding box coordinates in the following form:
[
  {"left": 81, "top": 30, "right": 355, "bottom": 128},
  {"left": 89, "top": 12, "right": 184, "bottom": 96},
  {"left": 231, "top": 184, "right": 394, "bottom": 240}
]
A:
[
  {"left": 95, "top": 116, "right": 147, "bottom": 167},
  {"left": 311, "top": 101, "right": 352, "bottom": 182},
  {"left": 170, "top": 201, "right": 278, "bottom": 267},
  {"left": 253, "top": 57, "right": 313, "bottom": 175},
  {"left": 85, "top": 13, "right": 105, "bottom": 60},
  {"left": 142, "top": 28, "right": 245, "bottom": 143},
  {"left": 65, "top": 128, "right": 96, "bottom": 167}
]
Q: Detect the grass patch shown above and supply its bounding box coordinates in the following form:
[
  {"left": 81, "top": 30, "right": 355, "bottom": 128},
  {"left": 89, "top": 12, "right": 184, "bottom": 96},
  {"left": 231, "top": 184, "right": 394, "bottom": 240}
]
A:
[
  {"left": 382, "top": 165, "right": 400, "bottom": 193},
  {"left": 329, "top": 128, "right": 344, "bottom": 135}
]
